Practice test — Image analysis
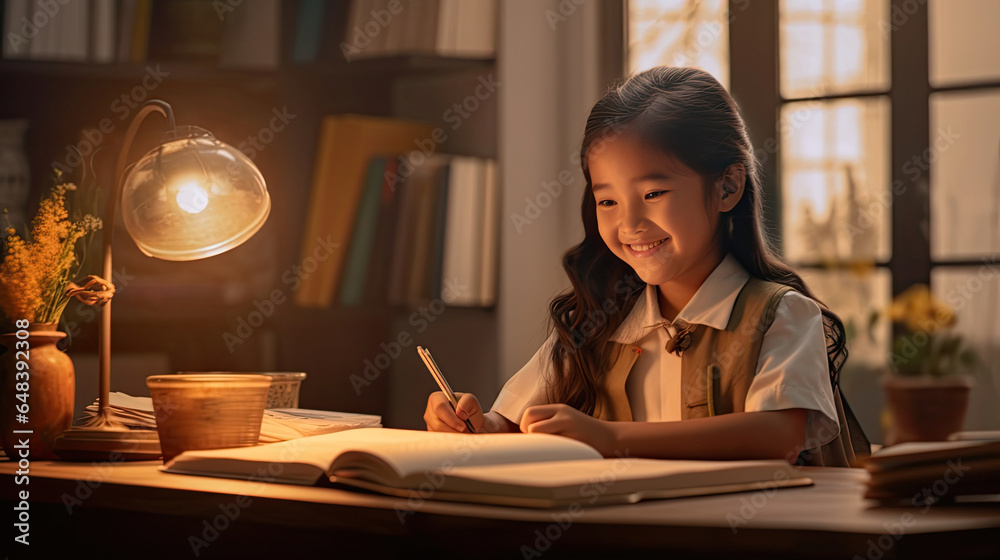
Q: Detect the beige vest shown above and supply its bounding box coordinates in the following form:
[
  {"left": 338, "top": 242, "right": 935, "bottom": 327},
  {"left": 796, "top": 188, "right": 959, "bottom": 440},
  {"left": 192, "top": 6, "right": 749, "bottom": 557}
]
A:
[{"left": 593, "top": 278, "right": 870, "bottom": 467}]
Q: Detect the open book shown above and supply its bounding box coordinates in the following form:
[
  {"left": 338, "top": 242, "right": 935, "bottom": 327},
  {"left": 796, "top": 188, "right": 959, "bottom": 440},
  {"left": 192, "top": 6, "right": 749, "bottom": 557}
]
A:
[{"left": 161, "top": 428, "right": 812, "bottom": 508}]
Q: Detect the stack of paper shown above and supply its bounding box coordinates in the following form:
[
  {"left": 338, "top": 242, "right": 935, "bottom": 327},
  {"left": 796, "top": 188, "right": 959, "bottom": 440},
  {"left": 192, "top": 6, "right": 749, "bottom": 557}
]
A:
[
  {"left": 80, "top": 392, "right": 158, "bottom": 429},
  {"left": 257, "top": 409, "right": 382, "bottom": 443},
  {"left": 79, "top": 393, "right": 381, "bottom": 443}
]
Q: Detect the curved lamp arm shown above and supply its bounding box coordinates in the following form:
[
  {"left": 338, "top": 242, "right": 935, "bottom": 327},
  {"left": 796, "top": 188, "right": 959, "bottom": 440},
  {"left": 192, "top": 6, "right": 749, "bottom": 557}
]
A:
[{"left": 94, "top": 100, "right": 176, "bottom": 426}]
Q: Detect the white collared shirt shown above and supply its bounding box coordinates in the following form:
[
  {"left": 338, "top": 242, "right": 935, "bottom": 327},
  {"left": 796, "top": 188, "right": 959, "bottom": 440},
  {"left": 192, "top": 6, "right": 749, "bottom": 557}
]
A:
[{"left": 491, "top": 254, "right": 841, "bottom": 448}]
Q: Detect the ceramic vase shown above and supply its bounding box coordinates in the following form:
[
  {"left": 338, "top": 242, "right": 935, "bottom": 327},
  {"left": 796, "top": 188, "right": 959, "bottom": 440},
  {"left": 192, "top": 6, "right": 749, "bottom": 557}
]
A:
[{"left": 0, "top": 323, "right": 75, "bottom": 460}]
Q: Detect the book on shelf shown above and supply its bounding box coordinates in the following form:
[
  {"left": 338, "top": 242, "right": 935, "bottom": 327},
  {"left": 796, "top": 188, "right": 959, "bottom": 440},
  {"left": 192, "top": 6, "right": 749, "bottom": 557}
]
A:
[
  {"left": 129, "top": 0, "right": 152, "bottom": 62},
  {"left": 297, "top": 115, "right": 498, "bottom": 308},
  {"left": 79, "top": 392, "right": 381, "bottom": 443},
  {"left": 217, "top": 0, "right": 281, "bottom": 69},
  {"left": 295, "top": 114, "right": 437, "bottom": 308},
  {"left": 291, "top": 0, "right": 327, "bottom": 63},
  {"left": 361, "top": 158, "right": 402, "bottom": 306},
  {"left": 861, "top": 435, "right": 1000, "bottom": 502},
  {"left": 339, "top": 156, "right": 389, "bottom": 306},
  {"left": 427, "top": 155, "right": 451, "bottom": 300},
  {"left": 479, "top": 158, "right": 499, "bottom": 306},
  {"left": 115, "top": 0, "right": 136, "bottom": 62},
  {"left": 375, "top": 153, "right": 497, "bottom": 307},
  {"left": 3, "top": 0, "right": 90, "bottom": 61},
  {"left": 439, "top": 156, "right": 481, "bottom": 305},
  {"left": 344, "top": 0, "right": 495, "bottom": 60},
  {"left": 401, "top": 154, "right": 449, "bottom": 304},
  {"left": 2, "top": 0, "right": 494, "bottom": 65},
  {"left": 89, "top": 0, "right": 116, "bottom": 63},
  {"left": 161, "top": 428, "right": 814, "bottom": 508}
]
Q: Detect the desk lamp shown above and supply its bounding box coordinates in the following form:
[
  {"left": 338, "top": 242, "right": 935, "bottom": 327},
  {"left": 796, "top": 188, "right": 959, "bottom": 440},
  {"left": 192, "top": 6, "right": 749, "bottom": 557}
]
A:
[{"left": 54, "top": 100, "right": 270, "bottom": 460}]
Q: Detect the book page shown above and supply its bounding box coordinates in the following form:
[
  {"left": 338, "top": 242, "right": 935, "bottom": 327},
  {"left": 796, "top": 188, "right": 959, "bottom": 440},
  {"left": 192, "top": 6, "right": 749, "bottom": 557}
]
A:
[
  {"left": 164, "top": 428, "right": 601, "bottom": 484},
  {"left": 434, "top": 458, "right": 803, "bottom": 499},
  {"left": 334, "top": 457, "right": 811, "bottom": 507},
  {"left": 329, "top": 429, "right": 603, "bottom": 479}
]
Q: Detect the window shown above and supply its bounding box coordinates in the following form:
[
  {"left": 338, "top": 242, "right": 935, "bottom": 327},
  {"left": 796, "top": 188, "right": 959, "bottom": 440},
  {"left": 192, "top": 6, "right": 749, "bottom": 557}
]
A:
[
  {"left": 777, "top": 0, "right": 893, "bottom": 373},
  {"left": 628, "top": 0, "right": 1000, "bottom": 438},
  {"left": 627, "top": 0, "right": 729, "bottom": 87}
]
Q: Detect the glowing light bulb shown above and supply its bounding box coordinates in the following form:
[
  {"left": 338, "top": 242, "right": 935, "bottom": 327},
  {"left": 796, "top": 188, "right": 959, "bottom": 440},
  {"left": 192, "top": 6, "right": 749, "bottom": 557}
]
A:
[{"left": 175, "top": 181, "right": 209, "bottom": 214}]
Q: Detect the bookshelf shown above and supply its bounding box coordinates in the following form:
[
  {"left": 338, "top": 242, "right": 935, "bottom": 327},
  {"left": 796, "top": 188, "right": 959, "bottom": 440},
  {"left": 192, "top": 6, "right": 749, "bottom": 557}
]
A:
[{"left": 0, "top": 1, "right": 498, "bottom": 428}]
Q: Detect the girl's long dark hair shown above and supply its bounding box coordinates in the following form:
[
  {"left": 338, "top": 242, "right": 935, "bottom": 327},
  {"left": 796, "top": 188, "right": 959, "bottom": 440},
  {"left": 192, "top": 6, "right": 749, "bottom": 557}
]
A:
[{"left": 547, "top": 66, "right": 848, "bottom": 414}]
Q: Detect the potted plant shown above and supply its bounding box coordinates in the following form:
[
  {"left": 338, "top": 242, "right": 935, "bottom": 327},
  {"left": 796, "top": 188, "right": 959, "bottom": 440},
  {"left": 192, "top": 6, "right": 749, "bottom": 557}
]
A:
[
  {"left": 0, "top": 172, "right": 102, "bottom": 458},
  {"left": 879, "top": 284, "right": 979, "bottom": 445}
]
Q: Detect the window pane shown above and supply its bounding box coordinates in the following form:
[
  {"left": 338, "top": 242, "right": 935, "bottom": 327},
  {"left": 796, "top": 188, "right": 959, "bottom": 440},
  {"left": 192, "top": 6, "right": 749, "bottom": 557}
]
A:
[
  {"left": 779, "top": 0, "right": 889, "bottom": 98},
  {"left": 781, "top": 97, "right": 891, "bottom": 263},
  {"left": 800, "top": 266, "right": 892, "bottom": 369},
  {"left": 931, "top": 267, "right": 1000, "bottom": 431},
  {"left": 627, "top": 0, "right": 729, "bottom": 89},
  {"left": 929, "top": 88, "right": 1000, "bottom": 260},
  {"left": 929, "top": 0, "right": 1000, "bottom": 87},
  {"left": 799, "top": 266, "right": 891, "bottom": 442}
]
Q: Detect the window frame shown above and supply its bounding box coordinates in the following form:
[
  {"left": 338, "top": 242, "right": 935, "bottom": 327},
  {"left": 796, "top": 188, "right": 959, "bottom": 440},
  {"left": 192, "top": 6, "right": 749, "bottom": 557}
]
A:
[{"left": 729, "top": 0, "right": 999, "bottom": 309}]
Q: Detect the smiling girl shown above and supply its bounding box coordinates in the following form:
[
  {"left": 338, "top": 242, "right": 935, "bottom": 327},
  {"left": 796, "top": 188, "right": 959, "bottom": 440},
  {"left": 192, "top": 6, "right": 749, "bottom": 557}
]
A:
[{"left": 424, "top": 66, "right": 870, "bottom": 466}]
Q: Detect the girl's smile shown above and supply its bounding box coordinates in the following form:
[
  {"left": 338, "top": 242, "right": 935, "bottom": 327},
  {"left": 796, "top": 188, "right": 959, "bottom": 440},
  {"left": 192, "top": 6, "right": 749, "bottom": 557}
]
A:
[{"left": 624, "top": 236, "right": 670, "bottom": 257}]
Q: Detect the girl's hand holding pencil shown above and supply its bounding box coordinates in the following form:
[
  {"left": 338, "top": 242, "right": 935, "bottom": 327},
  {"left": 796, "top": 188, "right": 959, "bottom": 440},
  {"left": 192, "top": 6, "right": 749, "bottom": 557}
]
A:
[
  {"left": 424, "top": 391, "right": 485, "bottom": 433},
  {"left": 419, "top": 345, "right": 483, "bottom": 433}
]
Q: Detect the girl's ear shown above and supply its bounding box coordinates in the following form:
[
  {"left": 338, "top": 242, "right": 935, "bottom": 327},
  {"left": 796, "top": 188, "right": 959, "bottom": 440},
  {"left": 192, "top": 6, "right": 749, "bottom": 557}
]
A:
[{"left": 716, "top": 163, "right": 746, "bottom": 212}]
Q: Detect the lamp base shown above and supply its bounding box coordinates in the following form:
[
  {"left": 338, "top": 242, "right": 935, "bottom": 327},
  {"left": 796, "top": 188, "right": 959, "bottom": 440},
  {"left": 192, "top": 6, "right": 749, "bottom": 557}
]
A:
[{"left": 53, "top": 425, "right": 161, "bottom": 461}]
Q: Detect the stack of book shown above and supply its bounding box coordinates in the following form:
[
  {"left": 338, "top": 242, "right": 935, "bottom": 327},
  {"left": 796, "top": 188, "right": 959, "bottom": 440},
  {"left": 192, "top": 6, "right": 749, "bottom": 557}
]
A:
[
  {"left": 862, "top": 436, "right": 1000, "bottom": 504},
  {"left": 79, "top": 392, "right": 381, "bottom": 443},
  {"left": 296, "top": 114, "right": 498, "bottom": 308}
]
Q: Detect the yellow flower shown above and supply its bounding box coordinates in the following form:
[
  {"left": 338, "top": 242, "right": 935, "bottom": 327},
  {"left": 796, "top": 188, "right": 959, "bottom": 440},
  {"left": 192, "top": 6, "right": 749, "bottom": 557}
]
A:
[
  {"left": 888, "top": 284, "right": 956, "bottom": 334},
  {"left": 0, "top": 179, "right": 101, "bottom": 324}
]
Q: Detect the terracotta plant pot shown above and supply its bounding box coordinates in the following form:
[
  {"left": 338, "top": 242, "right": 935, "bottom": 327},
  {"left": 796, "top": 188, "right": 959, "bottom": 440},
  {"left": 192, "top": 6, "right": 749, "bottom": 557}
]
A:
[
  {"left": 882, "top": 374, "right": 973, "bottom": 446},
  {"left": 0, "top": 323, "right": 75, "bottom": 459}
]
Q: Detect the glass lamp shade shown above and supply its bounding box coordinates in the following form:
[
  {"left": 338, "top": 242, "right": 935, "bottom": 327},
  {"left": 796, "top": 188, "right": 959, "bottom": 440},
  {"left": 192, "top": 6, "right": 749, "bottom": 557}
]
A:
[{"left": 121, "top": 126, "right": 270, "bottom": 261}]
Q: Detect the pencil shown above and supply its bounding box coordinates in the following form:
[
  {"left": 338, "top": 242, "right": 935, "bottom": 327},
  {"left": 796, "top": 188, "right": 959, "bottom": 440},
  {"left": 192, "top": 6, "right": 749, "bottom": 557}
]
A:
[{"left": 418, "top": 346, "right": 477, "bottom": 433}]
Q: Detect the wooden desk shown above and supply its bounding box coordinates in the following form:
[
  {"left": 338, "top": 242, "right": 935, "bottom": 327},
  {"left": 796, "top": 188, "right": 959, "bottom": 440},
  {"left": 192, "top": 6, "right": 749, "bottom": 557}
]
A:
[{"left": 2, "top": 459, "right": 999, "bottom": 559}]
